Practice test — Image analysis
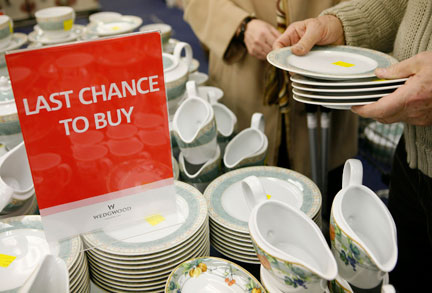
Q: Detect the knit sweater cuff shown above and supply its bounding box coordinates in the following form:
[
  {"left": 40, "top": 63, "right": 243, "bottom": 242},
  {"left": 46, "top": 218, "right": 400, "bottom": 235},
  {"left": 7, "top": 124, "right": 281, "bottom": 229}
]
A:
[{"left": 321, "top": 0, "right": 404, "bottom": 52}]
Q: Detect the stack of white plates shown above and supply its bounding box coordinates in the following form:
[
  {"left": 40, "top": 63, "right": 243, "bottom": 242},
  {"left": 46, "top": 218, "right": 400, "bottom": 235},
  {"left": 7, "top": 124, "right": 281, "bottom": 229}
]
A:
[
  {"left": 267, "top": 45, "right": 407, "bottom": 110},
  {"left": 204, "top": 166, "right": 321, "bottom": 264},
  {"left": 82, "top": 181, "right": 209, "bottom": 293},
  {"left": 0, "top": 215, "right": 90, "bottom": 292}
]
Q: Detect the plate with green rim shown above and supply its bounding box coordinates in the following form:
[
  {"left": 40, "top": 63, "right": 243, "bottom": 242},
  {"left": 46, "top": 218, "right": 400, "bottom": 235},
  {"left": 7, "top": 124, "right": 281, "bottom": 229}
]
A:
[
  {"left": 204, "top": 166, "right": 321, "bottom": 233},
  {"left": 267, "top": 45, "right": 399, "bottom": 80}
]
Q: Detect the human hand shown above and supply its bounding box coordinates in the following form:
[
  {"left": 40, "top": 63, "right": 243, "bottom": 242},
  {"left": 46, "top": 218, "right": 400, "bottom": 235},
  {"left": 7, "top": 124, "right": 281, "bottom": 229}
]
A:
[
  {"left": 352, "top": 51, "right": 432, "bottom": 126},
  {"left": 244, "top": 19, "right": 281, "bottom": 60},
  {"left": 273, "top": 15, "right": 345, "bottom": 55}
]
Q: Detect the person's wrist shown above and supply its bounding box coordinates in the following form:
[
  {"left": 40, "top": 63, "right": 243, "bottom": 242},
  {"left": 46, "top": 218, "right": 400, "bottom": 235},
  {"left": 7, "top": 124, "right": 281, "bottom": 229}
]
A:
[{"left": 237, "top": 16, "right": 256, "bottom": 44}]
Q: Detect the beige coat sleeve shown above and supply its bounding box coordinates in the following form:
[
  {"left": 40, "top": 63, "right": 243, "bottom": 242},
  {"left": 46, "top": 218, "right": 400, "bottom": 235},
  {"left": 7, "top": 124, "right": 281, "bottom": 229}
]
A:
[{"left": 183, "top": 0, "right": 252, "bottom": 62}]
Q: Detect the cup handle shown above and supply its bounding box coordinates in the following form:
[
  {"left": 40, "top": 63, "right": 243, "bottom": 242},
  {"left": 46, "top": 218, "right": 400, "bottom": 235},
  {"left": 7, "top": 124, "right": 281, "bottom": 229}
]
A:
[
  {"left": 250, "top": 113, "right": 265, "bottom": 133},
  {"left": 186, "top": 80, "right": 199, "bottom": 99},
  {"left": 242, "top": 175, "right": 267, "bottom": 211},
  {"left": 207, "top": 91, "right": 217, "bottom": 104},
  {"left": 58, "top": 164, "right": 72, "bottom": 186},
  {"left": 0, "top": 178, "right": 14, "bottom": 212},
  {"left": 381, "top": 284, "right": 396, "bottom": 293},
  {"left": 342, "top": 159, "right": 363, "bottom": 189},
  {"left": 173, "top": 41, "right": 193, "bottom": 68}
]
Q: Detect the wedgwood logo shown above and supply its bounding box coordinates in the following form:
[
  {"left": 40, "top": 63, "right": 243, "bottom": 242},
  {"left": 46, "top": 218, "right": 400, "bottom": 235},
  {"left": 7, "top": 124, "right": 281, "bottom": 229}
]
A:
[{"left": 93, "top": 203, "right": 132, "bottom": 220}]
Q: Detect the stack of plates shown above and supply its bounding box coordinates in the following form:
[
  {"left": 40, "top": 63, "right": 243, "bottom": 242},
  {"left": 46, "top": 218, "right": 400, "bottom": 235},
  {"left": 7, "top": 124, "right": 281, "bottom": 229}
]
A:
[
  {"left": 0, "top": 215, "right": 90, "bottom": 292},
  {"left": 204, "top": 166, "right": 321, "bottom": 264},
  {"left": 267, "top": 45, "right": 407, "bottom": 110},
  {"left": 165, "top": 256, "right": 265, "bottom": 292},
  {"left": 83, "top": 181, "right": 209, "bottom": 293}
]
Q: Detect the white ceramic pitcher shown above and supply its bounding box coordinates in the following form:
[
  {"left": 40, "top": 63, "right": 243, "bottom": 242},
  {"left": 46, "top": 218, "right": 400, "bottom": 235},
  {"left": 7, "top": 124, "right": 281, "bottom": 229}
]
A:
[
  {"left": 244, "top": 175, "right": 337, "bottom": 292},
  {"left": 0, "top": 142, "right": 34, "bottom": 212},
  {"left": 330, "top": 159, "right": 398, "bottom": 289}
]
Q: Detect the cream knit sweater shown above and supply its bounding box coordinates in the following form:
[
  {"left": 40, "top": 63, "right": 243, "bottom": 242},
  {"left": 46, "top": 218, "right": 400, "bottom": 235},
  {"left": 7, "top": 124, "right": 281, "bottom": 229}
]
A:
[{"left": 323, "top": 0, "right": 432, "bottom": 177}]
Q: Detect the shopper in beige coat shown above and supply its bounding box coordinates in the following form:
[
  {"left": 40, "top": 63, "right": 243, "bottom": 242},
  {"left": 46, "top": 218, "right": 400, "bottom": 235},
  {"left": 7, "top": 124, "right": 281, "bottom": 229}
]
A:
[{"left": 183, "top": 0, "right": 358, "bottom": 189}]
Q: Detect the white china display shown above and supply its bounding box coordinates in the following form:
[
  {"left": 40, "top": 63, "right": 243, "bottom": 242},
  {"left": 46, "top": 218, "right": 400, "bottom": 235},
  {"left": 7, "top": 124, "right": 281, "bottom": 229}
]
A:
[
  {"left": 172, "top": 90, "right": 217, "bottom": 165},
  {"left": 0, "top": 142, "right": 34, "bottom": 213},
  {"left": 204, "top": 166, "right": 322, "bottom": 264},
  {"left": 28, "top": 24, "right": 85, "bottom": 45},
  {"left": 34, "top": 6, "right": 76, "bottom": 40},
  {"left": 223, "top": 113, "right": 267, "bottom": 170},
  {"left": 0, "top": 76, "right": 23, "bottom": 150},
  {"left": 330, "top": 159, "right": 397, "bottom": 289},
  {"left": 0, "top": 215, "right": 90, "bottom": 292},
  {"left": 0, "top": 15, "right": 13, "bottom": 49},
  {"left": 164, "top": 42, "right": 193, "bottom": 115},
  {"left": 247, "top": 196, "right": 336, "bottom": 292},
  {"left": 83, "top": 181, "right": 209, "bottom": 293},
  {"left": 267, "top": 46, "right": 406, "bottom": 110},
  {"left": 165, "top": 256, "right": 265, "bottom": 293},
  {"left": 179, "top": 145, "right": 221, "bottom": 193},
  {"left": 85, "top": 14, "right": 143, "bottom": 36}
]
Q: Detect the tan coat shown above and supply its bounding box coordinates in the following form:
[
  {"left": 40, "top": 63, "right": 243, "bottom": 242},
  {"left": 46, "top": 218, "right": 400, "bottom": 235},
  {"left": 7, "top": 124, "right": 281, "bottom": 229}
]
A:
[{"left": 183, "top": 0, "right": 358, "bottom": 177}]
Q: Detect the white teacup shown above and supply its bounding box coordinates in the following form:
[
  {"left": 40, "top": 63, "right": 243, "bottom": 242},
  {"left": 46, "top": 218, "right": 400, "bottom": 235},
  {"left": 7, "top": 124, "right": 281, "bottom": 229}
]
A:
[
  {"left": 248, "top": 198, "right": 337, "bottom": 292},
  {"left": 0, "top": 142, "right": 34, "bottom": 213},
  {"left": 172, "top": 94, "right": 217, "bottom": 164},
  {"left": 223, "top": 112, "right": 267, "bottom": 170},
  {"left": 89, "top": 11, "right": 122, "bottom": 24},
  {"left": 35, "top": 6, "right": 75, "bottom": 40},
  {"left": 330, "top": 159, "right": 398, "bottom": 289},
  {"left": 139, "top": 23, "right": 172, "bottom": 47},
  {"left": 0, "top": 15, "right": 13, "bottom": 49}
]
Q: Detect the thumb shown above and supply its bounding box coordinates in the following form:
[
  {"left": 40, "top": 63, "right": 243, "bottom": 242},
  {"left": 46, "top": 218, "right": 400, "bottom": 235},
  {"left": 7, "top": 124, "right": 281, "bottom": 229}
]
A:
[
  {"left": 291, "top": 21, "right": 322, "bottom": 55},
  {"left": 375, "top": 56, "right": 419, "bottom": 79}
]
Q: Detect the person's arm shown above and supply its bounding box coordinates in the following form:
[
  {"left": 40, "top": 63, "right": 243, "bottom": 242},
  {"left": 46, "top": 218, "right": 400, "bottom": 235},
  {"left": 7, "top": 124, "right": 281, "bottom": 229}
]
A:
[{"left": 183, "top": 0, "right": 251, "bottom": 62}]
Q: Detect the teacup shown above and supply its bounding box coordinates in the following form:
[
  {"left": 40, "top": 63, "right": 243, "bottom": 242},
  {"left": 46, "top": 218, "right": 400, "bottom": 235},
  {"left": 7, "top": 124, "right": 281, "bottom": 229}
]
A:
[
  {"left": 139, "top": 23, "right": 172, "bottom": 48},
  {"left": 185, "top": 80, "right": 224, "bottom": 102},
  {"left": 179, "top": 145, "right": 221, "bottom": 193},
  {"left": 0, "top": 15, "right": 13, "bottom": 49},
  {"left": 35, "top": 6, "right": 75, "bottom": 40},
  {"left": 330, "top": 159, "right": 397, "bottom": 289},
  {"left": 0, "top": 142, "right": 34, "bottom": 213},
  {"left": 188, "top": 71, "right": 209, "bottom": 86},
  {"left": 248, "top": 197, "right": 337, "bottom": 292},
  {"left": 72, "top": 144, "right": 112, "bottom": 183},
  {"left": 89, "top": 11, "right": 122, "bottom": 24},
  {"left": 223, "top": 112, "right": 267, "bottom": 170},
  {"left": 172, "top": 95, "right": 217, "bottom": 164},
  {"left": 163, "top": 42, "right": 192, "bottom": 115}
]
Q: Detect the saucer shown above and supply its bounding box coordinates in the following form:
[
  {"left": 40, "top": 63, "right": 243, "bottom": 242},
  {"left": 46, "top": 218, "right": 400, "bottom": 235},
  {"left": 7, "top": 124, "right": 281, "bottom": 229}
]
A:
[
  {"left": 86, "top": 15, "right": 143, "bottom": 36},
  {"left": 267, "top": 45, "right": 398, "bottom": 80},
  {"left": 0, "top": 33, "right": 28, "bottom": 53},
  {"left": 166, "top": 257, "right": 265, "bottom": 293},
  {"left": 28, "top": 25, "right": 84, "bottom": 44},
  {"left": 291, "top": 81, "right": 403, "bottom": 93},
  {"left": 290, "top": 74, "right": 408, "bottom": 87}
]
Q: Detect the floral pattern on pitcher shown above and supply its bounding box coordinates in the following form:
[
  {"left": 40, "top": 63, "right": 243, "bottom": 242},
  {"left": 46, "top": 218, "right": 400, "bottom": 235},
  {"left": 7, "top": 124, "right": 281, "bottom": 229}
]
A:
[
  {"left": 330, "top": 214, "right": 378, "bottom": 272},
  {"left": 166, "top": 257, "right": 264, "bottom": 293},
  {"left": 252, "top": 241, "right": 321, "bottom": 290}
]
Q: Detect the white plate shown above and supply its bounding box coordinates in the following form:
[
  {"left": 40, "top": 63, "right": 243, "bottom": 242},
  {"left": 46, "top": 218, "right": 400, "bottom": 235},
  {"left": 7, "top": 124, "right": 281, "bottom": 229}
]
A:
[
  {"left": 82, "top": 181, "right": 207, "bottom": 256},
  {"left": 166, "top": 257, "right": 264, "bottom": 293},
  {"left": 0, "top": 33, "right": 28, "bottom": 53},
  {"left": 293, "top": 94, "right": 376, "bottom": 110},
  {"left": 293, "top": 88, "right": 392, "bottom": 100},
  {"left": 86, "top": 15, "right": 143, "bottom": 36},
  {"left": 28, "top": 25, "right": 84, "bottom": 44},
  {"left": 291, "top": 74, "right": 408, "bottom": 87},
  {"left": 267, "top": 46, "right": 398, "bottom": 80},
  {"left": 204, "top": 166, "right": 320, "bottom": 233},
  {"left": 292, "top": 81, "right": 402, "bottom": 93}
]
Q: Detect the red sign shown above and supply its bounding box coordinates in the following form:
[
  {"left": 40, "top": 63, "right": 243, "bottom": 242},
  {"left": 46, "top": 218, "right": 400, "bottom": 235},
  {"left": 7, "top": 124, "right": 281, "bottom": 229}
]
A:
[{"left": 6, "top": 32, "right": 173, "bottom": 212}]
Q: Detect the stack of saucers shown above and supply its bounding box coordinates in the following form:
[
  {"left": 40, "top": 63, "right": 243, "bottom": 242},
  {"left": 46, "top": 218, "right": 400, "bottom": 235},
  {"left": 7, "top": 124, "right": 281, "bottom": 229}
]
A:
[
  {"left": 267, "top": 45, "right": 407, "bottom": 110},
  {"left": 83, "top": 181, "right": 209, "bottom": 293},
  {"left": 204, "top": 166, "right": 321, "bottom": 264},
  {"left": 0, "top": 215, "right": 90, "bottom": 292}
]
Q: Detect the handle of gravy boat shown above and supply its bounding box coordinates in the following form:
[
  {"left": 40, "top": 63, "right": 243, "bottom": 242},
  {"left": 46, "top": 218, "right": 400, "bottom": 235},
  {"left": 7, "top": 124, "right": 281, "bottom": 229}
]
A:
[
  {"left": 251, "top": 113, "right": 265, "bottom": 133},
  {"left": 342, "top": 159, "right": 363, "bottom": 189},
  {"left": 186, "top": 80, "right": 199, "bottom": 99},
  {"left": 173, "top": 41, "right": 193, "bottom": 68},
  {"left": 242, "top": 175, "right": 267, "bottom": 211},
  {"left": 0, "top": 178, "right": 14, "bottom": 212},
  {"left": 381, "top": 284, "right": 396, "bottom": 293}
]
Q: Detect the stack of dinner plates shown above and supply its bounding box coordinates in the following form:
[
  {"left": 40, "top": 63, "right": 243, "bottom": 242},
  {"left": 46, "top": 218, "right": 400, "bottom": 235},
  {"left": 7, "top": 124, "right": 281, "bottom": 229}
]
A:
[
  {"left": 204, "top": 166, "right": 321, "bottom": 264},
  {"left": 83, "top": 181, "right": 209, "bottom": 293},
  {"left": 267, "top": 45, "right": 408, "bottom": 110},
  {"left": 0, "top": 215, "right": 90, "bottom": 292}
]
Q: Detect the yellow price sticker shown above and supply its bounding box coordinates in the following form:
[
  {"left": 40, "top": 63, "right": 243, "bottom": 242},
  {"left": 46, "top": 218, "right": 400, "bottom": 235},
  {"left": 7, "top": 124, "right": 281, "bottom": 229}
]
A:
[
  {"left": 145, "top": 214, "right": 165, "bottom": 226},
  {"left": 112, "top": 26, "right": 121, "bottom": 31},
  {"left": 266, "top": 194, "right": 272, "bottom": 200},
  {"left": 0, "top": 254, "right": 16, "bottom": 268},
  {"left": 8, "top": 22, "right": 13, "bottom": 34},
  {"left": 373, "top": 79, "right": 387, "bottom": 82},
  {"left": 332, "top": 61, "right": 355, "bottom": 67},
  {"left": 63, "top": 19, "right": 73, "bottom": 31}
]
